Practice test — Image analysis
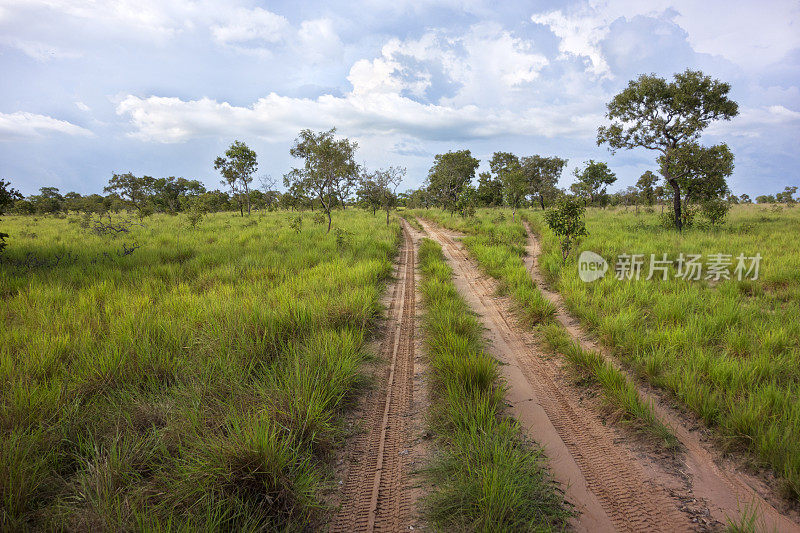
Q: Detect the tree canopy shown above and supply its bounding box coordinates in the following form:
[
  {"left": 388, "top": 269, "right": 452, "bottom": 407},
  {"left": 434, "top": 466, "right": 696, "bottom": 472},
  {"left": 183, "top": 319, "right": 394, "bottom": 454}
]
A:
[{"left": 427, "top": 150, "right": 479, "bottom": 213}]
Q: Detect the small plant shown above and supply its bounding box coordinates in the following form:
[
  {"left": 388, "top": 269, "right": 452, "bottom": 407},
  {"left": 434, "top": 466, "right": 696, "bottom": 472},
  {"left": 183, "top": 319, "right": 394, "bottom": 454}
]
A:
[
  {"left": 0, "top": 231, "right": 8, "bottom": 254},
  {"left": 334, "top": 228, "right": 352, "bottom": 251},
  {"left": 660, "top": 204, "right": 697, "bottom": 229},
  {"left": 544, "top": 197, "right": 588, "bottom": 263},
  {"left": 492, "top": 212, "right": 506, "bottom": 224},
  {"left": 289, "top": 215, "right": 303, "bottom": 233},
  {"left": 186, "top": 205, "right": 206, "bottom": 228},
  {"left": 701, "top": 198, "right": 730, "bottom": 226},
  {"left": 312, "top": 212, "right": 326, "bottom": 225}
]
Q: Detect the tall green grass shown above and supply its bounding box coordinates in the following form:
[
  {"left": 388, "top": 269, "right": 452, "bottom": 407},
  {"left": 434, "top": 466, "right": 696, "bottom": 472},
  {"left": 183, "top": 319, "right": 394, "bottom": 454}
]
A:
[
  {"left": 412, "top": 209, "right": 676, "bottom": 447},
  {"left": 0, "top": 210, "right": 398, "bottom": 529},
  {"left": 418, "top": 238, "right": 571, "bottom": 531},
  {"left": 526, "top": 204, "right": 800, "bottom": 497}
]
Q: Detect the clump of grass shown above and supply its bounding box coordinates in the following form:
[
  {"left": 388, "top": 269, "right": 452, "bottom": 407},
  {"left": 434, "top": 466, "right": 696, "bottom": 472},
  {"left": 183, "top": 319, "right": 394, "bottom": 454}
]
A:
[
  {"left": 527, "top": 204, "right": 800, "bottom": 498},
  {"left": 418, "top": 238, "right": 571, "bottom": 531},
  {"left": 0, "top": 210, "right": 399, "bottom": 529}
]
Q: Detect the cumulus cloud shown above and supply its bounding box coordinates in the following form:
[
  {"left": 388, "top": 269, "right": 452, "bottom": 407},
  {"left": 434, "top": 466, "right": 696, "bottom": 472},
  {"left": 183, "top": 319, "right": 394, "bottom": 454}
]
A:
[
  {"left": 531, "top": 0, "right": 800, "bottom": 76},
  {"left": 0, "top": 111, "right": 93, "bottom": 139}
]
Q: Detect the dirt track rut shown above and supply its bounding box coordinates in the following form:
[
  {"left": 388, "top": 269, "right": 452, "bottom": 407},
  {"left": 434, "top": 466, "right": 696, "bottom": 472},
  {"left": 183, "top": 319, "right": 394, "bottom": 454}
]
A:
[
  {"left": 419, "top": 218, "right": 692, "bottom": 532},
  {"left": 331, "top": 223, "right": 418, "bottom": 533},
  {"left": 523, "top": 222, "right": 800, "bottom": 533}
]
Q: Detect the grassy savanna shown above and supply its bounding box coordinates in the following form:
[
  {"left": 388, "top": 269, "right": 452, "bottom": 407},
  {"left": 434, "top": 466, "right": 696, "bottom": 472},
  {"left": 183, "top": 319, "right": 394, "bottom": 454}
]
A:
[
  {"left": 0, "top": 210, "right": 398, "bottom": 530},
  {"left": 527, "top": 204, "right": 800, "bottom": 497},
  {"left": 410, "top": 209, "right": 676, "bottom": 446},
  {"left": 417, "top": 238, "right": 571, "bottom": 531}
]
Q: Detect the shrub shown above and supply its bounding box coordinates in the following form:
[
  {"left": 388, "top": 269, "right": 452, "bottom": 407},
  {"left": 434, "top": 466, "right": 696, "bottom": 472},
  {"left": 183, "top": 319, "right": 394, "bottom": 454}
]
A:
[
  {"left": 544, "top": 197, "right": 588, "bottom": 262},
  {"left": 660, "top": 203, "right": 697, "bottom": 229},
  {"left": 700, "top": 198, "right": 730, "bottom": 226}
]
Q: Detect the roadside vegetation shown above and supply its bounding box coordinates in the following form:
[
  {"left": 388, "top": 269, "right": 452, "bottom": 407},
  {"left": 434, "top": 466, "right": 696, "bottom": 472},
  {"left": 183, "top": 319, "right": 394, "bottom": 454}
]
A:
[
  {"left": 411, "top": 209, "right": 679, "bottom": 448},
  {"left": 0, "top": 210, "right": 398, "bottom": 529},
  {"left": 528, "top": 204, "right": 800, "bottom": 497},
  {"left": 418, "top": 237, "right": 571, "bottom": 531}
]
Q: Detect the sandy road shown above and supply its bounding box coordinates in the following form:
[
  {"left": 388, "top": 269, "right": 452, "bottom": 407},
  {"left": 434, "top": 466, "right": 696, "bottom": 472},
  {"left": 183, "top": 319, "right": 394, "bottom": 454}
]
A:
[
  {"left": 418, "top": 218, "right": 695, "bottom": 532},
  {"left": 330, "top": 222, "right": 420, "bottom": 532},
  {"left": 523, "top": 222, "right": 800, "bottom": 533}
]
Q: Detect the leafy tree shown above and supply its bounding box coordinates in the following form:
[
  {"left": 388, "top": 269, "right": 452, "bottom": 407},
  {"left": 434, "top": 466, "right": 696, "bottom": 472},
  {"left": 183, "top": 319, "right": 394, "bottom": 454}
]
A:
[
  {"left": 521, "top": 155, "right": 567, "bottom": 209},
  {"left": 491, "top": 151, "right": 525, "bottom": 219},
  {"left": 658, "top": 142, "right": 733, "bottom": 204},
  {"left": 598, "top": 69, "right": 738, "bottom": 230},
  {"left": 739, "top": 193, "right": 752, "bottom": 204},
  {"left": 636, "top": 171, "right": 658, "bottom": 206},
  {"left": 755, "top": 194, "right": 776, "bottom": 204},
  {"left": 371, "top": 166, "right": 405, "bottom": 225},
  {"left": 776, "top": 186, "right": 798, "bottom": 204},
  {"left": 456, "top": 185, "right": 478, "bottom": 218},
  {"left": 427, "top": 150, "right": 479, "bottom": 213},
  {"left": 544, "top": 196, "right": 588, "bottom": 262},
  {"left": 286, "top": 128, "right": 359, "bottom": 232},
  {"left": 258, "top": 175, "right": 281, "bottom": 210},
  {"left": 104, "top": 173, "right": 155, "bottom": 214},
  {"left": 572, "top": 160, "right": 616, "bottom": 206},
  {"left": 475, "top": 171, "right": 504, "bottom": 207},
  {"left": 31, "top": 187, "right": 65, "bottom": 214},
  {"left": 0, "top": 179, "right": 22, "bottom": 215},
  {"left": 356, "top": 174, "right": 382, "bottom": 215},
  {"left": 215, "top": 141, "right": 258, "bottom": 217},
  {"left": 700, "top": 198, "right": 730, "bottom": 225},
  {"left": 151, "top": 177, "right": 205, "bottom": 212}
]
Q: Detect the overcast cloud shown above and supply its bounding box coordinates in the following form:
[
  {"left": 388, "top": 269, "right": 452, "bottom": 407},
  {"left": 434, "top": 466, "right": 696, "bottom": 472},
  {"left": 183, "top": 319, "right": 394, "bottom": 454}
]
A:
[{"left": 1, "top": 0, "right": 798, "bottom": 196}]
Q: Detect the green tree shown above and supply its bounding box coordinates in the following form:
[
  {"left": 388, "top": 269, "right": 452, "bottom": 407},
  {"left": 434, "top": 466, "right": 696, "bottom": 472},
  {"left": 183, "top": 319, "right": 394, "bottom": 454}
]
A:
[
  {"left": 573, "top": 160, "right": 616, "bottom": 206},
  {"left": 475, "top": 171, "right": 504, "bottom": 207},
  {"left": 0, "top": 179, "right": 22, "bottom": 215},
  {"left": 756, "top": 194, "right": 776, "bottom": 204},
  {"left": 597, "top": 69, "right": 738, "bottom": 230},
  {"left": 544, "top": 196, "right": 588, "bottom": 262},
  {"left": 286, "top": 128, "right": 359, "bottom": 232},
  {"left": 491, "top": 151, "right": 525, "bottom": 219},
  {"left": 521, "top": 155, "right": 567, "bottom": 210},
  {"left": 776, "top": 186, "right": 798, "bottom": 204},
  {"left": 427, "top": 150, "right": 479, "bottom": 213},
  {"left": 215, "top": 140, "right": 258, "bottom": 217},
  {"left": 31, "top": 187, "right": 65, "bottom": 214},
  {"left": 739, "top": 193, "right": 752, "bottom": 204},
  {"left": 636, "top": 170, "right": 658, "bottom": 206},
  {"left": 372, "top": 166, "right": 405, "bottom": 225},
  {"left": 104, "top": 173, "right": 155, "bottom": 214}
]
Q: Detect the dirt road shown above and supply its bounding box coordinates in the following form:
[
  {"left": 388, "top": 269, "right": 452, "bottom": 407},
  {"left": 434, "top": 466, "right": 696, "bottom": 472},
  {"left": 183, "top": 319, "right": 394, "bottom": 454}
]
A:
[
  {"left": 523, "top": 222, "right": 800, "bottom": 533},
  {"left": 330, "top": 222, "right": 424, "bottom": 532},
  {"left": 418, "top": 218, "right": 703, "bottom": 532}
]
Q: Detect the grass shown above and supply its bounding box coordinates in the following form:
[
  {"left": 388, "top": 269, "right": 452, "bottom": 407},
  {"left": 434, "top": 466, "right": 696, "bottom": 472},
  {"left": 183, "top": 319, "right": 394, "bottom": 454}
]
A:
[
  {"left": 0, "top": 209, "right": 399, "bottom": 530},
  {"left": 526, "top": 203, "right": 800, "bottom": 498},
  {"left": 417, "top": 237, "right": 572, "bottom": 532},
  {"left": 411, "top": 209, "right": 677, "bottom": 448}
]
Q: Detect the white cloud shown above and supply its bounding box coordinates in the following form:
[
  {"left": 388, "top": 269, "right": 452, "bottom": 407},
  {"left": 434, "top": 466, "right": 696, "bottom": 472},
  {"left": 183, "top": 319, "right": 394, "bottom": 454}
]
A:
[
  {"left": 296, "top": 18, "right": 343, "bottom": 62},
  {"left": 210, "top": 7, "right": 289, "bottom": 47},
  {"left": 75, "top": 101, "right": 90, "bottom": 112},
  {"left": 0, "top": 111, "right": 93, "bottom": 139},
  {"left": 116, "top": 91, "right": 601, "bottom": 143},
  {"left": 707, "top": 105, "right": 800, "bottom": 138},
  {"left": 3, "top": 38, "right": 82, "bottom": 61}
]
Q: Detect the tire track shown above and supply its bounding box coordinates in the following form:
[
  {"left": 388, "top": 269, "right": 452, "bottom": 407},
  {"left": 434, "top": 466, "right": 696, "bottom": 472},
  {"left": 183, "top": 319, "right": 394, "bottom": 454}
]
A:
[
  {"left": 419, "top": 218, "right": 691, "bottom": 532},
  {"left": 523, "top": 222, "right": 800, "bottom": 533},
  {"left": 331, "top": 222, "right": 417, "bottom": 533}
]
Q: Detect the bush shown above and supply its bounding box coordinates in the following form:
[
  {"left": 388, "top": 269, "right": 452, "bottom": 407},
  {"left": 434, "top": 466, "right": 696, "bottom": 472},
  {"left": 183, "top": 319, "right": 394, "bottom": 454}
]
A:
[
  {"left": 700, "top": 198, "right": 730, "bottom": 226},
  {"left": 544, "top": 197, "right": 588, "bottom": 262},
  {"left": 660, "top": 203, "right": 697, "bottom": 229}
]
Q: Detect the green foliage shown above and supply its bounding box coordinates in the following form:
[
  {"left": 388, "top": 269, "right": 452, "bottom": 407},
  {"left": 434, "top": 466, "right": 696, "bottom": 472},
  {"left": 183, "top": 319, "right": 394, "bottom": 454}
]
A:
[
  {"left": 659, "top": 203, "right": 697, "bottom": 228},
  {"left": 0, "top": 180, "right": 22, "bottom": 216},
  {"left": 572, "top": 160, "right": 616, "bottom": 206},
  {"left": 597, "top": 69, "right": 739, "bottom": 231},
  {"left": 289, "top": 214, "right": 303, "bottom": 233},
  {"left": 427, "top": 149, "right": 480, "bottom": 213},
  {"left": 521, "top": 155, "right": 567, "bottom": 210},
  {"left": 490, "top": 151, "right": 526, "bottom": 217},
  {"left": 0, "top": 210, "right": 398, "bottom": 529},
  {"left": 544, "top": 197, "right": 588, "bottom": 262},
  {"left": 636, "top": 171, "right": 658, "bottom": 206},
  {"left": 215, "top": 140, "right": 258, "bottom": 217},
  {"left": 700, "top": 198, "right": 731, "bottom": 226}
]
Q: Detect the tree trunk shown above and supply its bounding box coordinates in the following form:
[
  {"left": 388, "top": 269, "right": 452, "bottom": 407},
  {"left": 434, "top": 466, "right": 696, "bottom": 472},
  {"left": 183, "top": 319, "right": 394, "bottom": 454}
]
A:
[
  {"left": 385, "top": 207, "right": 390, "bottom": 226},
  {"left": 539, "top": 194, "right": 545, "bottom": 210},
  {"left": 326, "top": 211, "right": 332, "bottom": 233},
  {"left": 670, "top": 179, "right": 682, "bottom": 232}
]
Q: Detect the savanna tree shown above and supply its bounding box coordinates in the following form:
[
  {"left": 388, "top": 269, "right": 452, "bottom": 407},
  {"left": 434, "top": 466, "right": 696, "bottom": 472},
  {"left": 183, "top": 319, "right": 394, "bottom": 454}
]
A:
[
  {"left": 215, "top": 140, "right": 258, "bottom": 216},
  {"left": 636, "top": 170, "right": 658, "bottom": 206},
  {"left": 427, "top": 150, "right": 479, "bottom": 214},
  {"left": 490, "top": 151, "right": 525, "bottom": 219},
  {"left": 658, "top": 142, "right": 733, "bottom": 206},
  {"left": 0, "top": 179, "right": 22, "bottom": 254},
  {"left": 572, "top": 160, "right": 616, "bottom": 206},
  {"left": 544, "top": 196, "right": 588, "bottom": 262},
  {"left": 104, "top": 173, "right": 156, "bottom": 215},
  {"left": 372, "top": 166, "right": 406, "bottom": 225},
  {"left": 476, "top": 171, "right": 504, "bottom": 207},
  {"left": 286, "top": 128, "right": 359, "bottom": 233},
  {"left": 597, "top": 69, "right": 739, "bottom": 231},
  {"left": 521, "top": 155, "right": 567, "bottom": 210}
]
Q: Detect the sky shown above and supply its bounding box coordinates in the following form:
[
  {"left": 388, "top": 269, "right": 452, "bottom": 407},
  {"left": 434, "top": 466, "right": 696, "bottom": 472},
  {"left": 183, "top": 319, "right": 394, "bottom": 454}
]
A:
[{"left": 1, "top": 0, "right": 799, "bottom": 197}]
